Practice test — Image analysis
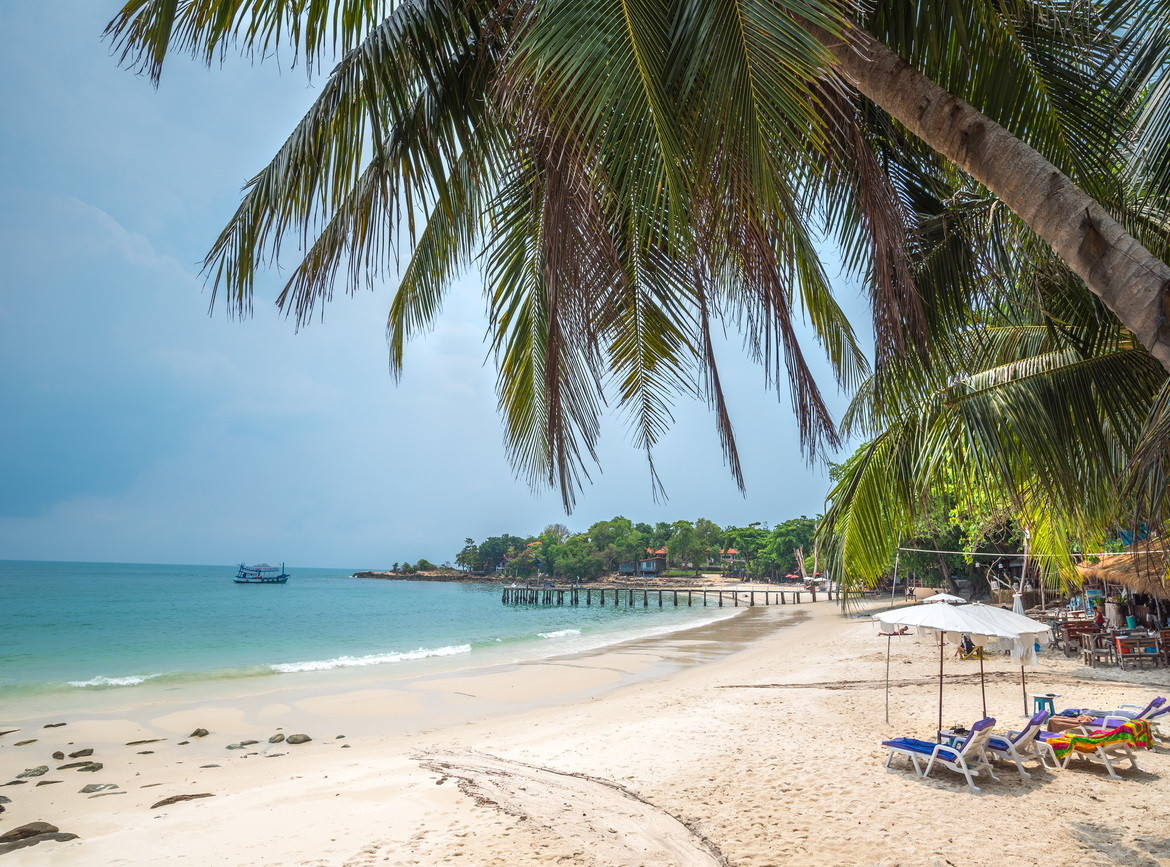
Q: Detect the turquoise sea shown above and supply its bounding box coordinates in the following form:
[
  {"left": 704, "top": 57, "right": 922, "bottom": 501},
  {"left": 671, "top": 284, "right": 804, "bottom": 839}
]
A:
[{"left": 0, "top": 561, "right": 737, "bottom": 701}]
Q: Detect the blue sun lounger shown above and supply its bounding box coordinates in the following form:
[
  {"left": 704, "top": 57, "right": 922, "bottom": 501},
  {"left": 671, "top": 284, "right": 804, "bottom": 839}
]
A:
[{"left": 883, "top": 717, "right": 999, "bottom": 792}]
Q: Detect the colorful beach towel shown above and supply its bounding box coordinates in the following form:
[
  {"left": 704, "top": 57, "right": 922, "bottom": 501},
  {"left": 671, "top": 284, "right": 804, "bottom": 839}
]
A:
[{"left": 1043, "top": 720, "right": 1152, "bottom": 760}]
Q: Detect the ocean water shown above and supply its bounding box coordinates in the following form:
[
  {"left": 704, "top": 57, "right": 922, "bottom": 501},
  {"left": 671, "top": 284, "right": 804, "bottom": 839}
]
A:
[{"left": 0, "top": 561, "right": 738, "bottom": 701}]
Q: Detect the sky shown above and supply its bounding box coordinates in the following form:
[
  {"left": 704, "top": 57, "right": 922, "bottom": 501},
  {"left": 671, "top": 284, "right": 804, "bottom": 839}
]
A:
[{"left": 0, "top": 3, "right": 870, "bottom": 569}]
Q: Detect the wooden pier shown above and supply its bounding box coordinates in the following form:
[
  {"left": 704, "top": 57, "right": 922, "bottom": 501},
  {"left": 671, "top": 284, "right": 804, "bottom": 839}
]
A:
[{"left": 500, "top": 585, "right": 835, "bottom": 607}]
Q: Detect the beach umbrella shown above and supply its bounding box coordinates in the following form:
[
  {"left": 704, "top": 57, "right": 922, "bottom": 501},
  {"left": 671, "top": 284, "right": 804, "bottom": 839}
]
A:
[
  {"left": 963, "top": 604, "right": 1052, "bottom": 715},
  {"left": 1012, "top": 592, "right": 1026, "bottom": 615},
  {"left": 922, "top": 592, "right": 967, "bottom": 604},
  {"left": 875, "top": 604, "right": 1024, "bottom": 736}
]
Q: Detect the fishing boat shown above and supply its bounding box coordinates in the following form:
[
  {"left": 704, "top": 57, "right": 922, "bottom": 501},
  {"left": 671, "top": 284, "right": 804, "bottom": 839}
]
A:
[{"left": 234, "top": 562, "right": 290, "bottom": 584}]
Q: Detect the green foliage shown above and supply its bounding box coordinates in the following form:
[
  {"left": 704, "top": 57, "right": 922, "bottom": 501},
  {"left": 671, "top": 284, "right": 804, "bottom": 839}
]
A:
[{"left": 759, "top": 517, "right": 818, "bottom": 576}]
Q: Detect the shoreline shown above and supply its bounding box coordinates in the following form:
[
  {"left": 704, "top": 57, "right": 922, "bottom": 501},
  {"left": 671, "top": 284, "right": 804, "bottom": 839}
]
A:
[
  {"left": 4, "top": 599, "right": 1170, "bottom": 864},
  {"left": 0, "top": 589, "right": 757, "bottom": 728}
]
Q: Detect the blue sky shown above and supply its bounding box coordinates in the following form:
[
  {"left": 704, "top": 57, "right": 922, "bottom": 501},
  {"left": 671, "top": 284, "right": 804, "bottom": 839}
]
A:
[{"left": 0, "top": 3, "right": 869, "bottom": 568}]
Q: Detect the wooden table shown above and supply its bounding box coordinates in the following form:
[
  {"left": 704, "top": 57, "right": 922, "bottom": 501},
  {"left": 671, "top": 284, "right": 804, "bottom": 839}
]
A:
[{"left": 1116, "top": 635, "right": 1162, "bottom": 669}]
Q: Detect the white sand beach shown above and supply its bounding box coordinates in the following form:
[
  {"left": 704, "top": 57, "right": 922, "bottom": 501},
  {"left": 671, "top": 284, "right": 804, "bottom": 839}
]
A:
[{"left": 2, "top": 597, "right": 1168, "bottom": 866}]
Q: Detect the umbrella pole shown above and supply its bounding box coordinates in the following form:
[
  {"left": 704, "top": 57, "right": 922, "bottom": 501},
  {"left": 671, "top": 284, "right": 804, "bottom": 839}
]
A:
[
  {"left": 979, "top": 649, "right": 987, "bottom": 719},
  {"left": 1021, "top": 665, "right": 1028, "bottom": 717},
  {"left": 938, "top": 631, "right": 945, "bottom": 739},
  {"left": 885, "top": 634, "right": 892, "bottom": 723}
]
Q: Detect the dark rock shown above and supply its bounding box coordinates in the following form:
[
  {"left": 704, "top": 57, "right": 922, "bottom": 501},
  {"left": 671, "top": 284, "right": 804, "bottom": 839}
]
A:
[
  {"left": 239, "top": 740, "right": 259, "bottom": 747},
  {"left": 13, "top": 740, "right": 35, "bottom": 747},
  {"left": 341, "top": 744, "right": 351, "bottom": 749},
  {"left": 79, "top": 784, "right": 118, "bottom": 794},
  {"left": 150, "top": 793, "right": 213, "bottom": 809},
  {"left": 43, "top": 723, "right": 66, "bottom": 729},
  {"left": 57, "top": 762, "right": 97, "bottom": 770},
  {"left": 125, "top": 739, "right": 164, "bottom": 746},
  {"left": 189, "top": 728, "right": 209, "bottom": 738},
  {"left": 335, "top": 735, "right": 345, "bottom": 739},
  {"left": 0, "top": 822, "right": 59, "bottom": 843},
  {"left": 34, "top": 781, "right": 62, "bottom": 787},
  {"left": 0, "top": 832, "right": 80, "bottom": 854},
  {"left": 15, "top": 767, "right": 48, "bottom": 779},
  {"left": 199, "top": 764, "right": 220, "bottom": 769},
  {"left": 0, "top": 730, "right": 18, "bottom": 738},
  {"left": 267, "top": 733, "right": 284, "bottom": 744},
  {"left": 0, "top": 803, "right": 5, "bottom": 813},
  {"left": 285, "top": 734, "right": 312, "bottom": 745},
  {"left": 51, "top": 751, "right": 64, "bottom": 761},
  {"left": 225, "top": 743, "right": 245, "bottom": 750},
  {"left": 68, "top": 748, "right": 93, "bottom": 759},
  {"left": 76, "top": 763, "right": 103, "bottom": 773},
  {"left": 264, "top": 753, "right": 286, "bottom": 758},
  {"left": 0, "top": 796, "right": 11, "bottom": 803},
  {"left": 1, "top": 782, "right": 28, "bottom": 787},
  {"left": 137, "top": 751, "right": 155, "bottom": 755},
  {"left": 177, "top": 741, "right": 189, "bottom": 746}
]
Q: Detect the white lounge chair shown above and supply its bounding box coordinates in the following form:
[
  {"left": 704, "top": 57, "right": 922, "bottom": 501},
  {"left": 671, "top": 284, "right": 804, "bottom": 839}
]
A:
[
  {"left": 1061, "top": 696, "right": 1166, "bottom": 745},
  {"left": 882, "top": 717, "right": 1000, "bottom": 792},
  {"left": 1036, "top": 724, "right": 1141, "bottom": 780},
  {"left": 986, "top": 710, "right": 1051, "bottom": 778}
]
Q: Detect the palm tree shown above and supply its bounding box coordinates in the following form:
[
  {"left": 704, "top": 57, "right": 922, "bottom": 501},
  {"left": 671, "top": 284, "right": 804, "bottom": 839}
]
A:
[
  {"left": 817, "top": 169, "right": 1170, "bottom": 589},
  {"left": 104, "top": 0, "right": 1170, "bottom": 506}
]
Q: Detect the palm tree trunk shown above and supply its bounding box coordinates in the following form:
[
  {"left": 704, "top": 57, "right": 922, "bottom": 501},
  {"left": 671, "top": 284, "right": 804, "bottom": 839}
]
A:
[{"left": 807, "top": 23, "right": 1170, "bottom": 373}]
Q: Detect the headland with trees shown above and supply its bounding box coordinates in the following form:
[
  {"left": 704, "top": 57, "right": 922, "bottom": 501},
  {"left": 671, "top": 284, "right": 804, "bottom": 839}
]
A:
[{"left": 359, "top": 515, "right": 819, "bottom": 583}]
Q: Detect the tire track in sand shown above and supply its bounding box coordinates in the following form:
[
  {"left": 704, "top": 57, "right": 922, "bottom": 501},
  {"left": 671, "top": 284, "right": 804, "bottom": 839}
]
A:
[{"left": 416, "top": 751, "right": 728, "bottom": 867}]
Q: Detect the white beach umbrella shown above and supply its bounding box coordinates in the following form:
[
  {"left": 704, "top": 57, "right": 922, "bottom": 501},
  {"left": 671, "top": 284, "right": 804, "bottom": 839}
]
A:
[
  {"left": 965, "top": 603, "right": 1053, "bottom": 714},
  {"left": 875, "top": 604, "right": 1020, "bottom": 735},
  {"left": 922, "top": 592, "right": 967, "bottom": 604},
  {"left": 1012, "top": 592, "right": 1026, "bottom": 615}
]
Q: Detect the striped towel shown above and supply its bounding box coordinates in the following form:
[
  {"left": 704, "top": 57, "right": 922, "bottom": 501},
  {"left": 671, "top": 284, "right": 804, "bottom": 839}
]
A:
[{"left": 1043, "top": 720, "right": 1151, "bottom": 760}]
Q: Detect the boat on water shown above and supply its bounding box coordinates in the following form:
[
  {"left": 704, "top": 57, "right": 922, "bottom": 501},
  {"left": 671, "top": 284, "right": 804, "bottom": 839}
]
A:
[{"left": 234, "top": 562, "right": 290, "bottom": 584}]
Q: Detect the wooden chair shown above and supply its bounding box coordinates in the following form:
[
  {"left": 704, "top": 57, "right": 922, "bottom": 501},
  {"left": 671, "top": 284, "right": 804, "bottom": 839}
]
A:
[
  {"left": 1060, "top": 621, "right": 1101, "bottom": 656},
  {"left": 1081, "top": 632, "right": 1115, "bottom": 668}
]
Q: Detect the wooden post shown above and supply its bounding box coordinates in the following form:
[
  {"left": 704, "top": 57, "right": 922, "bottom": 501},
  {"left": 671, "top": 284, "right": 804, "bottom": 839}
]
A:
[
  {"left": 718, "top": 592, "right": 723, "bottom": 607},
  {"left": 811, "top": 586, "right": 817, "bottom": 603},
  {"left": 702, "top": 590, "right": 707, "bottom": 606},
  {"left": 643, "top": 589, "right": 648, "bottom": 607},
  {"left": 750, "top": 591, "right": 755, "bottom": 607},
  {"left": 658, "top": 590, "right": 663, "bottom": 607},
  {"left": 734, "top": 590, "right": 739, "bottom": 607},
  {"left": 587, "top": 589, "right": 591, "bottom": 606},
  {"left": 629, "top": 589, "right": 635, "bottom": 606},
  {"left": 674, "top": 590, "right": 678, "bottom": 607},
  {"left": 688, "top": 590, "right": 692, "bottom": 607}
]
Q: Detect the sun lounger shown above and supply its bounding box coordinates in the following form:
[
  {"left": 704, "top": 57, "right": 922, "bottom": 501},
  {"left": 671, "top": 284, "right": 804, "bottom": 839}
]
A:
[
  {"left": 882, "top": 717, "right": 999, "bottom": 792},
  {"left": 985, "top": 711, "right": 1051, "bottom": 778},
  {"left": 1059, "top": 696, "right": 1166, "bottom": 742},
  {"left": 1036, "top": 721, "right": 1148, "bottom": 779}
]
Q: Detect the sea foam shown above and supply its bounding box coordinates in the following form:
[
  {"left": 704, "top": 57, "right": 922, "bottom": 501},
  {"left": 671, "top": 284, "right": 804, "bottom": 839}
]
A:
[
  {"left": 268, "top": 644, "right": 471, "bottom": 673},
  {"left": 67, "top": 674, "right": 161, "bottom": 688},
  {"left": 537, "top": 628, "right": 582, "bottom": 639}
]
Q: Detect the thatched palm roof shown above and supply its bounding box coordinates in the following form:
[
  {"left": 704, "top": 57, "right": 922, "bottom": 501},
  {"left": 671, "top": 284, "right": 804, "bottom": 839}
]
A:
[{"left": 1078, "top": 546, "right": 1170, "bottom": 599}]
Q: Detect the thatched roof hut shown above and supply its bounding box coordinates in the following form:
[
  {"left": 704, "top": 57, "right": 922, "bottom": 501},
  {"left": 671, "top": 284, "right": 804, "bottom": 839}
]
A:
[{"left": 1078, "top": 546, "right": 1170, "bottom": 600}]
